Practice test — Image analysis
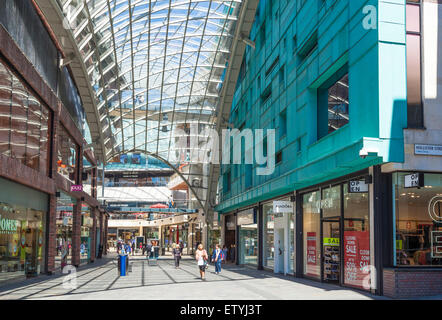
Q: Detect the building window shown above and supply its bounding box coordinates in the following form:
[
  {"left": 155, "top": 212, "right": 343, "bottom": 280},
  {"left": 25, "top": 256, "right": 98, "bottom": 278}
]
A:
[
  {"left": 0, "top": 58, "right": 50, "bottom": 175},
  {"left": 57, "top": 125, "right": 78, "bottom": 184},
  {"left": 394, "top": 172, "right": 442, "bottom": 267},
  {"left": 406, "top": 1, "right": 423, "bottom": 128},
  {"left": 280, "top": 110, "right": 287, "bottom": 137},
  {"left": 318, "top": 68, "right": 349, "bottom": 139},
  {"left": 276, "top": 151, "right": 283, "bottom": 164}
]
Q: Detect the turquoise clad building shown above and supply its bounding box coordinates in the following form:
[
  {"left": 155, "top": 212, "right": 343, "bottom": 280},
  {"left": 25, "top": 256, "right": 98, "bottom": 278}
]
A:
[{"left": 216, "top": 0, "right": 442, "bottom": 298}]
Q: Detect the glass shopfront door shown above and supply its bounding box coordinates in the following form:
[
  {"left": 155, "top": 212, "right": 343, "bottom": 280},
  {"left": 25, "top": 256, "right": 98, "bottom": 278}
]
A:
[{"left": 322, "top": 219, "right": 341, "bottom": 283}]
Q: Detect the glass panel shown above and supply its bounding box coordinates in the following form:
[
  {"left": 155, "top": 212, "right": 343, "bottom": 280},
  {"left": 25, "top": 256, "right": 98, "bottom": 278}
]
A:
[
  {"left": 10, "top": 79, "right": 28, "bottom": 165},
  {"left": 406, "top": 4, "right": 420, "bottom": 33},
  {"left": 303, "top": 191, "right": 321, "bottom": 278},
  {"left": 57, "top": 125, "right": 77, "bottom": 183},
  {"left": 238, "top": 225, "right": 258, "bottom": 266},
  {"left": 80, "top": 205, "right": 92, "bottom": 264},
  {"left": 263, "top": 203, "right": 275, "bottom": 269},
  {"left": 343, "top": 183, "right": 370, "bottom": 289},
  {"left": 322, "top": 185, "right": 341, "bottom": 218},
  {"left": 55, "top": 191, "right": 76, "bottom": 270},
  {"left": 395, "top": 173, "right": 442, "bottom": 266},
  {"left": 323, "top": 221, "right": 340, "bottom": 282},
  {"left": 328, "top": 74, "right": 349, "bottom": 134}
]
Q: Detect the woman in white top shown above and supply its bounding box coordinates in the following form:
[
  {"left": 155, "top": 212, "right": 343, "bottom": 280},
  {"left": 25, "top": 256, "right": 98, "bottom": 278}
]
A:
[{"left": 195, "top": 243, "right": 209, "bottom": 280}]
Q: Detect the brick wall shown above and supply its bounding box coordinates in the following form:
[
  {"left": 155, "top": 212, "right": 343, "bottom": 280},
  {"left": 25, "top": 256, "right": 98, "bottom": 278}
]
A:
[{"left": 383, "top": 268, "right": 442, "bottom": 298}]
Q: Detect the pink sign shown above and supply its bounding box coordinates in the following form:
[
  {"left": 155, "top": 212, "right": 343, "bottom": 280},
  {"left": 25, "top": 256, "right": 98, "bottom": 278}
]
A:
[{"left": 70, "top": 185, "right": 83, "bottom": 192}]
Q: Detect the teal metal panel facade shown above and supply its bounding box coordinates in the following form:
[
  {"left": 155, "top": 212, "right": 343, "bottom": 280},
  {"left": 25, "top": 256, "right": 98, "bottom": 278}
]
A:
[{"left": 217, "top": 0, "right": 407, "bottom": 213}]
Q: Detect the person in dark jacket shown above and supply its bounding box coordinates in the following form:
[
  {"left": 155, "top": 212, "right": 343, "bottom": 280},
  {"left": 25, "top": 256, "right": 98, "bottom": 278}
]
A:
[
  {"left": 146, "top": 242, "right": 152, "bottom": 259},
  {"left": 131, "top": 241, "right": 135, "bottom": 256},
  {"left": 172, "top": 243, "right": 181, "bottom": 268}
]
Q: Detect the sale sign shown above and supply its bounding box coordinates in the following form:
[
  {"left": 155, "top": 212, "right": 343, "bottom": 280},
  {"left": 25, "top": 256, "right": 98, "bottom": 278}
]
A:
[{"left": 343, "top": 231, "right": 370, "bottom": 289}]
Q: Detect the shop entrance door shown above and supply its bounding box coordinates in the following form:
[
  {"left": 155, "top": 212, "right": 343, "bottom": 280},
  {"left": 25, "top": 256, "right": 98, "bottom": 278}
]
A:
[{"left": 322, "top": 219, "right": 341, "bottom": 283}]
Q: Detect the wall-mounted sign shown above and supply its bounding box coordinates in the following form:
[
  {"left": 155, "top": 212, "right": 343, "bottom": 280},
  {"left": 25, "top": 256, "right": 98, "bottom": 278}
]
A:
[
  {"left": 415, "top": 144, "right": 442, "bottom": 156},
  {"left": 70, "top": 185, "right": 83, "bottom": 192},
  {"left": 0, "top": 215, "right": 19, "bottom": 234},
  {"left": 404, "top": 173, "right": 424, "bottom": 188},
  {"left": 273, "top": 200, "right": 293, "bottom": 213},
  {"left": 349, "top": 180, "right": 369, "bottom": 193}
]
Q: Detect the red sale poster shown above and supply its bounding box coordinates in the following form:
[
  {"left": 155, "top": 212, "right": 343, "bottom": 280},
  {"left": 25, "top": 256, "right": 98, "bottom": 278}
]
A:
[
  {"left": 306, "top": 232, "right": 317, "bottom": 276},
  {"left": 343, "top": 231, "right": 370, "bottom": 289}
]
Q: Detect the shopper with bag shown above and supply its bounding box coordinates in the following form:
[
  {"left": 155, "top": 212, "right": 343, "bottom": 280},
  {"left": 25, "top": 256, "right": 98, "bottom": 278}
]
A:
[
  {"left": 212, "top": 244, "right": 223, "bottom": 275},
  {"left": 195, "top": 243, "right": 209, "bottom": 280}
]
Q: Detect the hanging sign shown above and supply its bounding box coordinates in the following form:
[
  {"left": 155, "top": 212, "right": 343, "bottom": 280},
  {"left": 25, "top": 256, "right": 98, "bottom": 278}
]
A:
[
  {"left": 273, "top": 201, "right": 293, "bottom": 213},
  {"left": 70, "top": 185, "right": 83, "bottom": 192},
  {"left": 349, "top": 181, "right": 369, "bottom": 193},
  {"left": 404, "top": 173, "right": 424, "bottom": 188}
]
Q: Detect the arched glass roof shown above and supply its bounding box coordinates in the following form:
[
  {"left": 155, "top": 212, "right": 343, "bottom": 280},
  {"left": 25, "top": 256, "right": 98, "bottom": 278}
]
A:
[{"left": 55, "top": 0, "right": 247, "bottom": 211}]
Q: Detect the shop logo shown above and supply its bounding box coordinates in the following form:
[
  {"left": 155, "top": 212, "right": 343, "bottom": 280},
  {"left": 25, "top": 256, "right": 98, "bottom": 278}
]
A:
[
  {"left": 428, "top": 196, "right": 442, "bottom": 223},
  {"left": 0, "top": 215, "right": 19, "bottom": 234}
]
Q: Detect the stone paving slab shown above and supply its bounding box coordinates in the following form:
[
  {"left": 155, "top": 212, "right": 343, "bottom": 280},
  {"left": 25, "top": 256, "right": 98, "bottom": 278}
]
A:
[{"left": 0, "top": 253, "right": 410, "bottom": 300}]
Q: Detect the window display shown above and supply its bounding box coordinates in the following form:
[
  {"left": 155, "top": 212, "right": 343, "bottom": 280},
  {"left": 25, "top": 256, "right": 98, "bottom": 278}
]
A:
[
  {"left": 0, "top": 203, "right": 45, "bottom": 283},
  {"left": 80, "top": 205, "right": 93, "bottom": 264},
  {"left": 262, "top": 203, "right": 275, "bottom": 269},
  {"left": 55, "top": 192, "right": 75, "bottom": 270},
  {"left": 57, "top": 125, "right": 77, "bottom": 183},
  {"left": 394, "top": 173, "right": 442, "bottom": 267},
  {"left": 237, "top": 209, "right": 257, "bottom": 266}
]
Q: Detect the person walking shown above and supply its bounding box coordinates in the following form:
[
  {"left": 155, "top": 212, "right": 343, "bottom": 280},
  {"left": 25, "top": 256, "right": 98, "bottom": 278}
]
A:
[
  {"left": 146, "top": 242, "right": 152, "bottom": 259},
  {"left": 131, "top": 241, "right": 135, "bottom": 256},
  {"left": 172, "top": 243, "right": 181, "bottom": 268},
  {"left": 212, "top": 244, "right": 223, "bottom": 275},
  {"left": 222, "top": 245, "right": 228, "bottom": 263},
  {"left": 195, "top": 243, "right": 209, "bottom": 280}
]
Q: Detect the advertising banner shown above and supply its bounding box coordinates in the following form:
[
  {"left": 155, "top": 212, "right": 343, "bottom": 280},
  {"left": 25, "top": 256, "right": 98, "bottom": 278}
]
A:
[
  {"left": 306, "top": 232, "right": 317, "bottom": 276},
  {"left": 343, "top": 231, "right": 370, "bottom": 289}
]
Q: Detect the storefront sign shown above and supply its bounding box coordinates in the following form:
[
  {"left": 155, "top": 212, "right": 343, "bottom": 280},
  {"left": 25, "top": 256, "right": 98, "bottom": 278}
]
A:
[
  {"left": 0, "top": 215, "right": 19, "bottom": 234},
  {"left": 323, "top": 237, "right": 340, "bottom": 246},
  {"left": 70, "top": 185, "right": 83, "bottom": 192},
  {"left": 306, "top": 232, "right": 317, "bottom": 266},
  {"left": 273, "top": 201, "right": 293, "bottom": 213},
  {"left": 404, "top": 173, "right": 424, "bottom": 188},
  {"left": 415, "top": 144, "right": 442, "bottom": 156},
  {"left": 349, "top": 181, "right": 369, "bottom": 193},
  {"left": 343, "top": 231, "right": 370, "bottom": 289}
]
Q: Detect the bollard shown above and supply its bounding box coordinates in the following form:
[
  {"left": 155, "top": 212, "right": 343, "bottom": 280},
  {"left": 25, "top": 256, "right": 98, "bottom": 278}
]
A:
[{"left": 119, "top": 254, "right": 127, "bottom": 276}]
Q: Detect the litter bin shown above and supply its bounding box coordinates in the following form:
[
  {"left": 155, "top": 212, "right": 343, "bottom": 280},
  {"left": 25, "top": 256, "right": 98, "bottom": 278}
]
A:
[{"left": 118, "top": 254, "right": 128, "bottom": 276}]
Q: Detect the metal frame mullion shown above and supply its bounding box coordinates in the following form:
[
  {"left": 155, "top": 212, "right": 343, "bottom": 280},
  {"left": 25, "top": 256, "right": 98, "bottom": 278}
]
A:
[
  {"left": 106, "top": 0, "right": 126, "bottom": 155},
  {"left": 167, "top": 0, "right": 196, "bottom": 162},
  {"left": 155, "top": 0, "right": 173, "bottom": 156},
  {"left": 144, "top": 0, "right": 152, "bottom": 156},
  {"left": 83, "top": 0, "right": 116, "bottom": 157},
  {"left": 128, "top": 0, "right": 137, "bottom": 151}
]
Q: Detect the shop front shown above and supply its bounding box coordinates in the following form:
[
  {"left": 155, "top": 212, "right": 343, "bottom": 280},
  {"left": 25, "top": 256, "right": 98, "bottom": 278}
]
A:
[
  {"left": 237, "top": 208, "right": 258, "bottom": 266},
  {"left": 55, "top": 191, "right": 75, "bottom": 270},
  {"left": 262, "top": 198, "right": 295, "bottom": 275},
  {"left": 301, "top": 175, "right": 371, "bottom": 290},
  {"left": 224, "top": 214, "right": 236, "bottom": 262},
  {"left": 80, "top": 205, "right": 93, "bottom": 264},
  {"left": 0, "top": 177, "right": 47, "bottom": 283}
]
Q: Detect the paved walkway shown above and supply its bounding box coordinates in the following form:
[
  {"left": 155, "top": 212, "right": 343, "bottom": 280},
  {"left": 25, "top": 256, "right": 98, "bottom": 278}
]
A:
[{"left": 0, "top": 253, "right": 382, "bottom": 300}]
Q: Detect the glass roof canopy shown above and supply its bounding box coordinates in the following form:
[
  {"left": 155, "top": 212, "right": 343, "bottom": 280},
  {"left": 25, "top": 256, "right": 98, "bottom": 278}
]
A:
[{"left": 57, "top": 0, "right": 244, "bottom": 210}]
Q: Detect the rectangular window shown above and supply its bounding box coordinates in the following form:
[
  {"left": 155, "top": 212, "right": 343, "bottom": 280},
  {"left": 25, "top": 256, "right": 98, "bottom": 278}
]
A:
[
  {"left": 406, "top": 1, "right": 423, "bottom": 128},
  {"left": 0, "top": 58, "right": 50, "bottom": 175},
  {"left": 57, "top": 125, "right": 78, "bottom": 183},
  {"left": 394, "top": 172, "right": 442, "bottom": 267},
  {"left": 317, "top": 68, "right": 349, "bottom": 140},
  {"left": 280, "top": 110, "right": 287, "bottom": 137}
]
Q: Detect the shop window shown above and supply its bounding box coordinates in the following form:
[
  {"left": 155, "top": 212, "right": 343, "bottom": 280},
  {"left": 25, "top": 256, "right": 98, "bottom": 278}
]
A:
[
  {"left": 303, "top": 191, "right": 321, "bottom": 278},
  {"left": 343, "top": 184, "right": 370, "bottom": 289},
  {"left": 0, "top": 203, "right": 46, "bottom": 281},
  {"left": 317, "top": 67, "right": 349, "bottom": 139},
  {"left": 263, "top": 203, "right": 275, "bottom": 269},
  {"left": 0, "top": 59, "right": 50, "bottom": 175},
  {"left": 80, "top": 205, "right": 93, "bottom": 264},
  {"left": 55, "top": 192, "right": 76, "bottom": 270},
  {"left": 321, "top": 186, "right": 341, "bottom": 218},
  {"left": 237, "top": 209, "right": 258, "bottom": 266},
  {"left": 394, "top": 173, "right": 442, "bottom": 267},
  {"left": 279, "top": 110, "right": 287, "bottom": 137},
  {"left": 57, "top": 125, "right": 78, "bottom": 183}
]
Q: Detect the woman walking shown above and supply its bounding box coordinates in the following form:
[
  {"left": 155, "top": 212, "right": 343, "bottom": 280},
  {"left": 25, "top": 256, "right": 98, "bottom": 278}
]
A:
[
  {"left": 172, "top": 243, "right": 181, "bottom": 268},
  {"left": 195, "top": 243, "right": 209, "bottom": 280},
  {"left": 212, "top": 244, "right": 223, "bottom": 275}
]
